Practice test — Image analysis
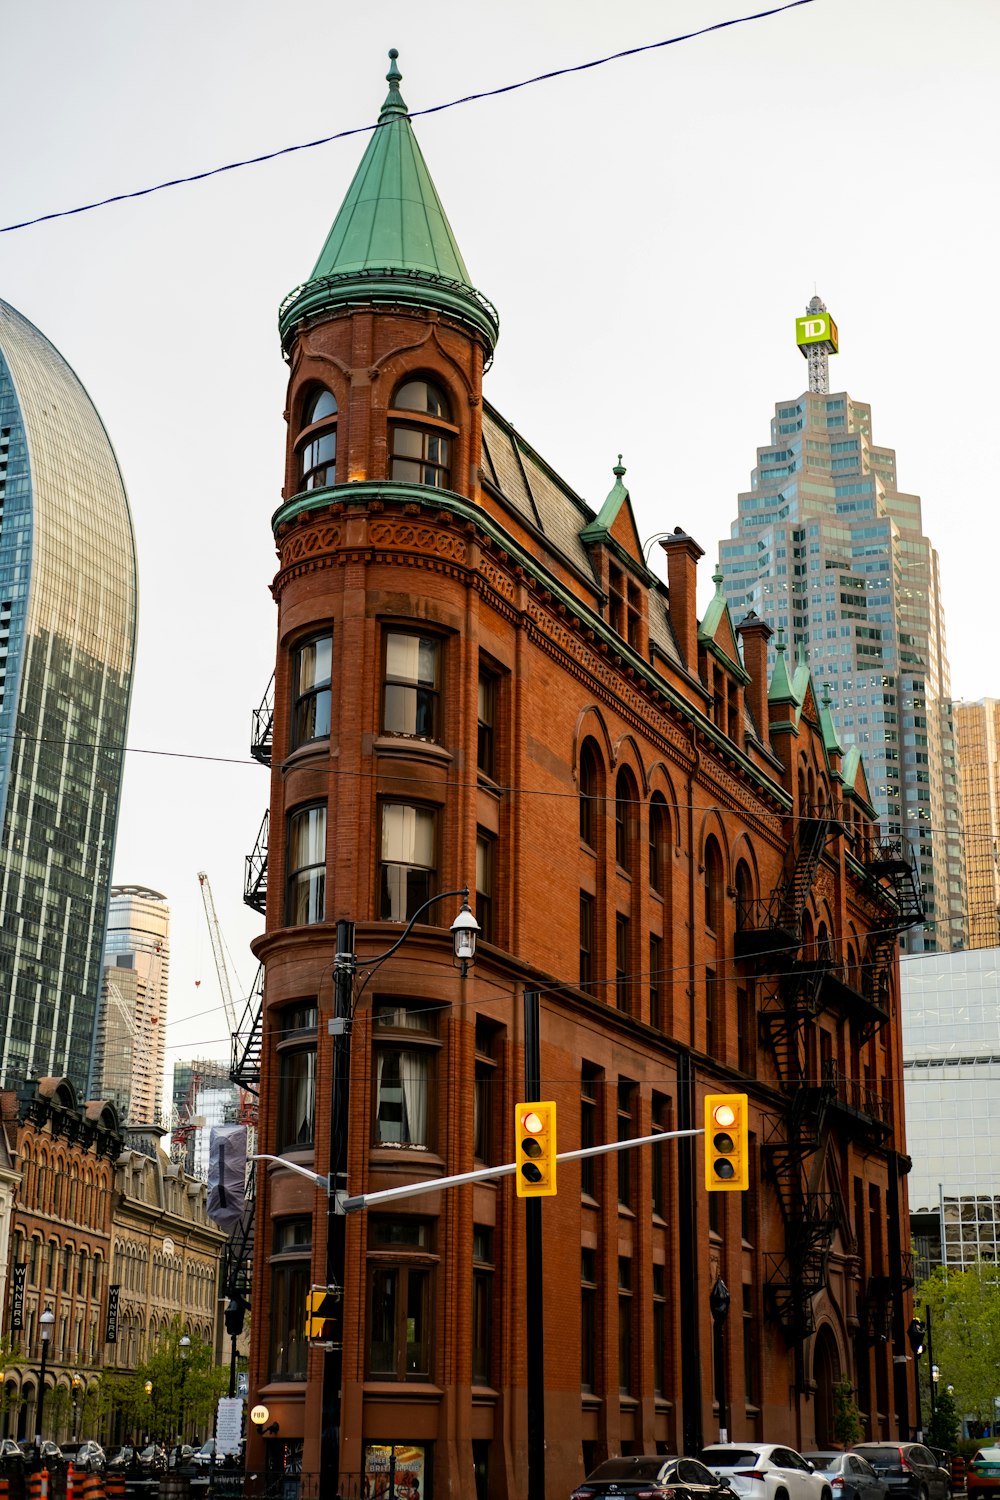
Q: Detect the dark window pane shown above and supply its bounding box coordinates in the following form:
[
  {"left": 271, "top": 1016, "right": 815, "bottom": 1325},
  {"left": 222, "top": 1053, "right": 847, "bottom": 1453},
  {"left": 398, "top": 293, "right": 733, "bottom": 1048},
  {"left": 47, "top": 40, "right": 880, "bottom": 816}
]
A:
[
  {"left": 369, "top": 1265, "right": 397, "bottom": 1374},
  {"left": 276, "top": 1048, "right": 317, "bottom": 1151}
]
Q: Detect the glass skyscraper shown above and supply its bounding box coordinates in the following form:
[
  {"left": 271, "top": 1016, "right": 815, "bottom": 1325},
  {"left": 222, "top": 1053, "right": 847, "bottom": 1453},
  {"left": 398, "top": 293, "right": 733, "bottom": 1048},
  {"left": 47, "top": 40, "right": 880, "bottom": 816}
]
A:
[
  {"left": 719, "top": 299, "right": 965, "bottom": 953},
  {"left": 97, "top": 885, "right": 169, "bottom": 1126},
  {"left": 0, "top": 298, "right": 137, "bottom": 1092}
]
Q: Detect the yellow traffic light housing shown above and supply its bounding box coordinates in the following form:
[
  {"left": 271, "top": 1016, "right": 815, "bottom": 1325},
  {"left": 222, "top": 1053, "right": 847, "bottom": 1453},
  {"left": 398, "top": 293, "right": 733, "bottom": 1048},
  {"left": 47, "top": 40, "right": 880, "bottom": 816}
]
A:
[
  {"left": 305, "top": 1286, "right": 339, "bottom": 1341},
  {"left": 514, "top": 1100, "right": 557, "bottom": 1197},
  {"left": 704, "top": 1093, "right": 749, "bottom": 1192}
]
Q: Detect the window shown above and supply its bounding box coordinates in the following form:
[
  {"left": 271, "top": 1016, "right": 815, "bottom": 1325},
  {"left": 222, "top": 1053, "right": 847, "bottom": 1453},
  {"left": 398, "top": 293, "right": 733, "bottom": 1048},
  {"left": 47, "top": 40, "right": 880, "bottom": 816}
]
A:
[
  {"left": 379, "top": 803, "right": 436, "bottom": 920},
  {"left": 615, "top": 774, "right": 629, "bottom": 868},
  {"left": 706, "top": 968, "right": 719, "bottom": 1057},
  {"left": 297, "top": 387, "right": 338, "bottom": 491},
  {"left": 618, "top": 1257, "right": 633, "bottom": 1394},
  {"left": 581, "top": 1248, "right": 598, "bottom": 1393},
  {"left": 476, "top": 833, "right": 495, "bottom": 945},
  {"left": 389, "top": 379, "right": 453, "bottom": 489},
  {"left": 649, "top": 795, "right": 669, "bottom": 894},
  {"left": 579, "top": 892, "right": 595, "bottom": 992},
  {"left": 704, "top": 837, "right": 724, "bottom": 931},
  {"left": 383, "top": 632, "right": 441, "bottom": 739},
  {"left": 367, "top": 1217, "right": 435, "bottom": 1380},
  {"left": 581, "top": 1064, "right": 600, "bottom": 1199},
  {"left": 579, "top": 743, "right": 600, "bottom": 848},
  {"left": 477, "top": 667, "right": 498, "bottom": 779},
  {"left": 615, "top": 915, "right": 630, "bottom": 1012},
  {"left": 653, "top": 1263, "right": 667, "bottom": 1396},
  {"left": 287, "top": 804, "right": 326, "bottom": 925},
  {"left": 268, "top": 1217, "right": 311, "bottom": 1381},
  {"left": 651, "top": 1093, "right": 670, "bottom": 1218},
  {"left": 473, "top": 1019, "right": 500, "bottom": 1164},
  {"left": 291, "top": 632, "right": 332, "bottom": 747},
  {"left": 373, "top": 1004, "right": 437, "bottom": 1148},
  {"left": 649, "top": 933, "right": 663, "bottom": 1030},
  {"left": 472, "top": 1227, "right": 494, "bottom": 1385},
  {"left": 617, "top": 1080, "right": 636, "bottom": 1209},
  {"left": 276, "top": 1002, "right": 318, "bottom": 1152}
]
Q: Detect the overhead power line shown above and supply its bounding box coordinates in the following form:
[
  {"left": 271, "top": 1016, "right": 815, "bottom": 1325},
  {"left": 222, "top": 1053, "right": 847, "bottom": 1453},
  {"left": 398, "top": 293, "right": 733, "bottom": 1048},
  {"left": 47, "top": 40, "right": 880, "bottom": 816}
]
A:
[{"left": 0, "top": 0, "right": 818, "bottom": 236}]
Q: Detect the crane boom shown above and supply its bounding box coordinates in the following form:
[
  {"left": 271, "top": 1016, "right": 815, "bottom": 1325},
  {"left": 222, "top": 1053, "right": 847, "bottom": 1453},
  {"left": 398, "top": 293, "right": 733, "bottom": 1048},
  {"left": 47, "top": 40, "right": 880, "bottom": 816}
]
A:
[{"left": 197, "top": 871, "right": 239, "bottom": 1034}]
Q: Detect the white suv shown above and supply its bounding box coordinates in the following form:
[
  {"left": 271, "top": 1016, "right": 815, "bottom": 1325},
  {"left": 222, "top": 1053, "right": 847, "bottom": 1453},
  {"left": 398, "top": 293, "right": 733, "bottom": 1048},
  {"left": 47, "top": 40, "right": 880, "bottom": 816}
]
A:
[{"left": 701, "top": 1445, "right": 833, "bottom": 1500}]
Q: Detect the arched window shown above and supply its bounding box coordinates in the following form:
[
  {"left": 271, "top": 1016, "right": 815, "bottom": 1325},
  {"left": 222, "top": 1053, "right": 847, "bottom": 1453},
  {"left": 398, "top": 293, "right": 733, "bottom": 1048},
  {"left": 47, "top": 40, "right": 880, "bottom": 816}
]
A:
[
  {"left": 297, "top": 386, "right": 338, "bottom": 492},
  {"left": 735, "top": 858, "right": 753, "bottom": 929},
  {"left": 579, "top": 742, "right": 601, "bottom": 849},
  {"left": 615, "top": 770, "right": 637, "bottom": 871},
  {"left": 389, "top": 378, "right": 454, "bottom": 489},
  {"left": 649, "top": 793, "right": 669, "bottom": 894},
  {"left": 704, "top": 837, "right": 724, "bottom": 932}
]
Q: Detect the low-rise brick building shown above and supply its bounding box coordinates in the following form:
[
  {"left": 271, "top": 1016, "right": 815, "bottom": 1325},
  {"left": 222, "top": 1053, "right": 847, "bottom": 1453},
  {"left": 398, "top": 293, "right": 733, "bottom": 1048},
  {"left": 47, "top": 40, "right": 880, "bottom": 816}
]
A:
[{"left": 244, "top": 50, "right": 924, "bottom": 1500}]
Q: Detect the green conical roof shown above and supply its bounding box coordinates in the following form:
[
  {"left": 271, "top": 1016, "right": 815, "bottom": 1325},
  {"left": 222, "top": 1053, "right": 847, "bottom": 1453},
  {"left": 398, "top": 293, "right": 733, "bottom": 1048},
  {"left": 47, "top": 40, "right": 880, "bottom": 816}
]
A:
[
  {"left": 279, "top": 50, "right": 498, "bottom": 357},
  {"left": 768, "top": 629, "right": 796, "bottom": 706}
]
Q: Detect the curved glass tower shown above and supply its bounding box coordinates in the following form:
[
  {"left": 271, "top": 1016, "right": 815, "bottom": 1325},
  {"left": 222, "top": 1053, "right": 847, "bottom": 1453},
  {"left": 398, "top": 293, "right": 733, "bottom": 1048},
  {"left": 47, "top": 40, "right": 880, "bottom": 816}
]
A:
[{"left": 0, "top": 298, "right": 137, "bottom": 1092}]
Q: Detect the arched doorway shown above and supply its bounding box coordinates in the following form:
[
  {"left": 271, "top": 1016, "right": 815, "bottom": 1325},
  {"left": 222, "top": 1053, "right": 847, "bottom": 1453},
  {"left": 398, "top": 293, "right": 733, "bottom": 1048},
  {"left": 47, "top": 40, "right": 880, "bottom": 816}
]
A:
[{"left": 814, "top": 1324, "right": 840, "bottom": 1446}]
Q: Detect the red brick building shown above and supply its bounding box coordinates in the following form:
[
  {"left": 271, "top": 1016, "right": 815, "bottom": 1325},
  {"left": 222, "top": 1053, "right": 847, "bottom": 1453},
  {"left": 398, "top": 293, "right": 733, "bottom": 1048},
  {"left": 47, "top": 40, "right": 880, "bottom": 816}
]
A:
[{"left": 246, "top": 50, "right": 921, "bottom": 1499}]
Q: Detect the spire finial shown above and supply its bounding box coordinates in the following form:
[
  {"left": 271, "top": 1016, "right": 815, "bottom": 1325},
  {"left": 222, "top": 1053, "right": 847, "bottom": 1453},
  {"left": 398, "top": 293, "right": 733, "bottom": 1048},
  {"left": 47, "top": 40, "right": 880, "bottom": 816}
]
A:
[
  {"left": 380, "top": 47, "right": 408, "bottom": 120},
  {"left": 613, "top": 453, "right": 626, "bottom": 478},
  {"left": 775, "top": 627, "right": 786, "bottom": 652},
  {"left": 713, "top": 562, "right": 724, "bottom": 594}
]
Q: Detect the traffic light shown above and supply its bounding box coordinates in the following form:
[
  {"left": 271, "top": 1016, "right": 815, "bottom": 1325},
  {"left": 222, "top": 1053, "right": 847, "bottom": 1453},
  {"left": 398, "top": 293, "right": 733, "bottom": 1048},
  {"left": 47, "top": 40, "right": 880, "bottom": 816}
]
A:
[
  {"left": 305, "top": 1285, "right": 339, "bottom": 1341},
  {"left": 704, "top": 1093, "right": 749, "bottom": 1192},
  {"left": 514, "top": 1100, "right": 557, "bottom": 1198}
]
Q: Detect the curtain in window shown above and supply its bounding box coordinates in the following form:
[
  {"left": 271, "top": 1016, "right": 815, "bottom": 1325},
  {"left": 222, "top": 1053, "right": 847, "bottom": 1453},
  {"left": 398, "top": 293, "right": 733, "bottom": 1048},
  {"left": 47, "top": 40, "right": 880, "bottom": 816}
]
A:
[{"left": 401, "top": 1053, "right": 428, "bottom": 1145}]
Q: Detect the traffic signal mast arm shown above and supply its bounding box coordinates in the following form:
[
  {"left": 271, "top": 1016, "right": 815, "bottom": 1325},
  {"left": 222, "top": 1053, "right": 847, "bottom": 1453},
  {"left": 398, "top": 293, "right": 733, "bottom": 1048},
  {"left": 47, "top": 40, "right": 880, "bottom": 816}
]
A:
[{"left": 339, "top": 1125, "right": 706, "bottom": 1213}]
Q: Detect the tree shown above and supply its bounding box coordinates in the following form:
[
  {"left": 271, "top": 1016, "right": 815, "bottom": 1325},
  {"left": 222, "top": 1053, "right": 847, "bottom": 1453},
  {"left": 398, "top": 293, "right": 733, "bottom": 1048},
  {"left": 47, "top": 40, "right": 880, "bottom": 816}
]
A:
[
  {"left": 104, "top": 1320, "right": 226, "bottom": 1446},
  {"left": 927, "top": 1387, "right": 961, "bottom": 1453},
  {"left": 918, "top": 1264, "right": 1000, "bottom": 1430},
  {"left": 833, "top": 1376, "right": 863, "bottom": 1448}
]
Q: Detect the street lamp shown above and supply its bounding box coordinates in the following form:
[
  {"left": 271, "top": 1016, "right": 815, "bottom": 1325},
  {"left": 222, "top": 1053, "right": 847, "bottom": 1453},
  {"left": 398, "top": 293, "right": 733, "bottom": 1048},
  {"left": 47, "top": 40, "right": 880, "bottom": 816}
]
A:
[
  {"left": 71, "top": 1373, "right": 82, "bottom": 1443},
  {"left": 144, "top": 1381, "right": 153, "bottom": 1445},
  {"left": 709, "top": 1278, "right": 731, "bottom": 1443},
  {"left": 322, "top": 888, "right": 478, "bottom": 1485},
  {"left": 177, "top": 1335, "right": 190, "bottom": 1464},
  {"left": 35, "top": 1307, "right": 55, "bottom": 1461},
  {"left": 908, "top": 1318, "right": 926, "bottom": 1440},
  {"left": 931, "top": 1364, "right": 940, "bottom": 1415}
]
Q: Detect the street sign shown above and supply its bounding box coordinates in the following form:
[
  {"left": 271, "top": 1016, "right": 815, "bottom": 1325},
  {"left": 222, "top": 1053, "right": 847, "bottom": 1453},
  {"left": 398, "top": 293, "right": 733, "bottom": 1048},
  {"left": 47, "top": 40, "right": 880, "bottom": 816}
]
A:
[
  {"left": 216, "top": 1396, "right": 244, "bottom": 1456},
  {"left": 237, "top": 1371, "right": 249, "bottom": 1397}
]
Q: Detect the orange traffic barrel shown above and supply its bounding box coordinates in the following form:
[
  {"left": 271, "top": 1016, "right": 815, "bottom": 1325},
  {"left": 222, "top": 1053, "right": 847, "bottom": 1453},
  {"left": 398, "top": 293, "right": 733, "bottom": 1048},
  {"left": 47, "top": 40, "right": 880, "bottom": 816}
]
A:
[
  {"left": 952, "top": 1456, "right": 967, "bottom": 1493},
  {"left": 27, "top": 1472, "right": 49, "bottom": 1500},
  {"left": 81, "top": 1474, "right": 105, "bottom": 1500},
  {"left": 0, "top": 1472, "right": 9, "bottom": 1499},
  {"left": 104, "top": 1476, "right": 125, "bottom": 1500}
]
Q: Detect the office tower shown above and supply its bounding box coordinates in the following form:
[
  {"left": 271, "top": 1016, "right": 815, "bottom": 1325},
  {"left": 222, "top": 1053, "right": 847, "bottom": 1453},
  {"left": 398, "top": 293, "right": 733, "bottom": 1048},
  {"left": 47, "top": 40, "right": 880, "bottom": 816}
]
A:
[
  {"left": 0, "top": 298, "right": 137, "bottom": 1091},
  {"left": 901, "top": 945, "right": 1000, "bottom": 1272},
  {"left": 954, "top": 699, "right": 1000, "bottom": 950},
  {"left": 719, "top": 298, "right": 965, "bottom": 953},
  {"left": 242, "top": 54, "right": 920, "bottom": 1490},
  {"left": 96, "top": 885, "right": 170, "bottom": 1125}
]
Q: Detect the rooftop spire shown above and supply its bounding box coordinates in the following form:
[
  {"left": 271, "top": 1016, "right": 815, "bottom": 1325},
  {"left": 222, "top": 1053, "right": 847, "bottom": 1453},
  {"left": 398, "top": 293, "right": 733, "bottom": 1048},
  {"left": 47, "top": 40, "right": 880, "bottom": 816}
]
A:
[
  {"left": 278, "top": 49, "right": 498, "bottom": 360},
  {"left": 794, "top": 293, "right": 839, "bottom": 394}
]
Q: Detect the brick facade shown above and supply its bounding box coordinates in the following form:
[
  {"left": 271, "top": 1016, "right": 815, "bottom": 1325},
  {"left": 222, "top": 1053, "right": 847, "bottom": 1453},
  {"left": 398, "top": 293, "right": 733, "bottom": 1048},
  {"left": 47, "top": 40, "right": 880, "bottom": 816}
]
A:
[{"left": 247, "top": 68, "right": 920, "bottom": 1500}]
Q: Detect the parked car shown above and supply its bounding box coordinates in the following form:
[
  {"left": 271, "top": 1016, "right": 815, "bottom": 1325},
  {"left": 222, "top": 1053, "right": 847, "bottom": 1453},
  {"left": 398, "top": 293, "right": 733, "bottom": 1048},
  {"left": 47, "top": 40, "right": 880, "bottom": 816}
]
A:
[
  {"left": 701, "top": 1444, "right": 832, "bottom": 1500},
  {"left": 966, "top": 1450, "right": 1000, "bottom": 1500},
  {"left": 138, "top": 1443, "right": 168, "bottom": 1475},
  {"left": 193, "top": 1439, "right": 224, "bottom": 1469},
  {"left": 0, "top": 1439, "right": 25, "bottom": 1469},
  {"left": 850, "top": 1445, "right": 951, "bottom": 1500},
  {"left": 105, "top": 1445, "right": 139, "bottom": 1473},
  {"left": 804, "top": 1453, "right": 888, "bottom": 1500},
  {"left": 572, "top": 1455, "right": 738, "bottom": 1500},
  {"left": 19, "top": 1440, "right": 64, "bottom": 1468},
  {"left": 71, "top": 1441, "right": 106, "bottom": 1473}
]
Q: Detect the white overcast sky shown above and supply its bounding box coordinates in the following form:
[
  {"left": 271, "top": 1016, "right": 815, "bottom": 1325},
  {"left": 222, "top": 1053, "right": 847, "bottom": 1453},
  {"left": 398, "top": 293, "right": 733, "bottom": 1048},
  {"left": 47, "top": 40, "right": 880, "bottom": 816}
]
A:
[{"left": 1, "top": 0, "right": 996, "bottom": 1089}]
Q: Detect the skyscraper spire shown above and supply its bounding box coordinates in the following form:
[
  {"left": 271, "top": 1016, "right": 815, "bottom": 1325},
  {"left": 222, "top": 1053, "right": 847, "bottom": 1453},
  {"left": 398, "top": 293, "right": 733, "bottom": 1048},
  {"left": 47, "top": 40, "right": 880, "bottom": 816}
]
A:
[{"left": 795, "top": 293, "right": 838, "bottom": 394}]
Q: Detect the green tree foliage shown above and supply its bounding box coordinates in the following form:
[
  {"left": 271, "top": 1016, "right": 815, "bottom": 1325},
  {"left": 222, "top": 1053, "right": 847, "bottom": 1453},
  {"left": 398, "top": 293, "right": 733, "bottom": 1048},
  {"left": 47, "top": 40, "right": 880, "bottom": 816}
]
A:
[
  {"left": 834, "top": 1376, "right": 863, "bottom": 1448},
  {"left": 102, "top": 1319, "right": 226, "bottom": 1446},
  {"left": 918, "top": 1264, "right": 1000, "bottom": 1431},
  {"left": 927, "top": 1388, "right": 961, "bottom": 1454}
]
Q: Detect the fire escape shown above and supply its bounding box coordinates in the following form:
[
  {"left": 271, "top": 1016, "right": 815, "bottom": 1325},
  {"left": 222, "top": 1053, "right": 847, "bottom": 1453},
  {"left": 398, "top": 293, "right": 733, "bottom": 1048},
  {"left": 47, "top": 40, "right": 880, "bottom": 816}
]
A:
[{"left": 736, "top": 811, "right": 923, "bottom": 1366}]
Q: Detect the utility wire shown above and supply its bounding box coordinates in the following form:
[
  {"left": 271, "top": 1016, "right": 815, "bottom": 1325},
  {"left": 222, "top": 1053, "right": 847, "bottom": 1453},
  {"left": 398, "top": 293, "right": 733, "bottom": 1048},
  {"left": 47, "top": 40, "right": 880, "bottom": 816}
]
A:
[{"left": 0, "top": 0, "right": 818, "bottom": 236}]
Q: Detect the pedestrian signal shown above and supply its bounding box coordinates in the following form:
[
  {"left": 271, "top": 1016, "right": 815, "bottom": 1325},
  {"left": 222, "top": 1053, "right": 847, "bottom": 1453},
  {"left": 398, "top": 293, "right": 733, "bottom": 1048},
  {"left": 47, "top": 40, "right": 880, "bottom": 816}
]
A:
[
  {"left": 305, "top": 1285, "right": 339, "bottom": 1340},
  {"left": 704, "top": 1093, "right": 749, "bottom": 1192},
  {"left": 514, "top": 1100, "right": 557, "bottom": 1198}
]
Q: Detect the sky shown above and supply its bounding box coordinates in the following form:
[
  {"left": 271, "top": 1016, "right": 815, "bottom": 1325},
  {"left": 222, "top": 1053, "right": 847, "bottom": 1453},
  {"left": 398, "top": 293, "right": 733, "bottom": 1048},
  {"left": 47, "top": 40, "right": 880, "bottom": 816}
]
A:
[{"left": 1, "top": 0, "right": 996, "bottom": 1098}]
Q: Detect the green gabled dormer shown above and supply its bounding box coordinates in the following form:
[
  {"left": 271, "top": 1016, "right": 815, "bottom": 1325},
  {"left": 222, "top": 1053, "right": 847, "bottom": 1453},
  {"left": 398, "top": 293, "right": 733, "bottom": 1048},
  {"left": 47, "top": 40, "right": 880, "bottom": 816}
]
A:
[
  {"left": 580, "top": 456, "right": 644, "bottom": 561},
  {"left": 278, "top": 50, "right": 498, "bottom": 359},
  {"left": 698, "top": 565, "right": 750, "bottom": 683},
  {"left": 580, "top": 458, "right": 652, "bottom": 656},
  {"left": 818, "top": 682, "right": 843, "bottom": 761},
  {"left": 768, "top": 629, "right": 798, "bottom": 730}
]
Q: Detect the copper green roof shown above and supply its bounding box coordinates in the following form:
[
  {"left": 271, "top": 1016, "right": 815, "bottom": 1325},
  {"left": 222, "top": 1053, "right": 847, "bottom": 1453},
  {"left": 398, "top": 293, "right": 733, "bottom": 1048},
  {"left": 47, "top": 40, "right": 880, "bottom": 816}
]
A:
[
  {"left": 279, "top": 50, "right": 498, "bottom": 358},
  {"left": 819, "top": 682, "right": 842, "bottom": 757},
  {"left": 580, "top": 457, "right": 630, "bottom": 544},
  {"left": 768, "top": 630, "right": 797, "bottom": 705}
]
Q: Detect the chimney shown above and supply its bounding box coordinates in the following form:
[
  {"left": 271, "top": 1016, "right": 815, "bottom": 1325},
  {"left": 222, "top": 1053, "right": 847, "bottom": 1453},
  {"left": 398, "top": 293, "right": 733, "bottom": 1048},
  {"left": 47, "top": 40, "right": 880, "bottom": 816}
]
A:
[
  {"left": 736, "top": 610, "right": 774, "bottom": 746},
  {"left": 660, "top": 528, "right": 704, "bottom": 672}
]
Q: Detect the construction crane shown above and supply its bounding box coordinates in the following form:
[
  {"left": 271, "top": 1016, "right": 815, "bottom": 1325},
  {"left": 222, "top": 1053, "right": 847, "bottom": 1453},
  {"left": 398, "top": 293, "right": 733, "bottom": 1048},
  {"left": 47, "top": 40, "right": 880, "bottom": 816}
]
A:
[{"left": 197, "top": 871, "right": 239, "bottom": 1035}]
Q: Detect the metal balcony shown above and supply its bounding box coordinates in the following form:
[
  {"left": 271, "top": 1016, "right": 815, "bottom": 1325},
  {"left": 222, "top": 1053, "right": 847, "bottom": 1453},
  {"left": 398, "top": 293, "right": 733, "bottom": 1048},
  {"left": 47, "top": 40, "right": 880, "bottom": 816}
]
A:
[{"left": 244, "top": 810, "right": 268, "bottom": 915}]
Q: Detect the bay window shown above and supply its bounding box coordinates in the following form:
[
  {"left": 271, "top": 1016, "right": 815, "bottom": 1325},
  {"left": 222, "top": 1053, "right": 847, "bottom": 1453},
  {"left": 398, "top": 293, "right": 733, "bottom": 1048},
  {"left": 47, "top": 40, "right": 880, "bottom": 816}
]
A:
[{"left": 379, "top": 803, "right": 436, "bottom": 921}]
